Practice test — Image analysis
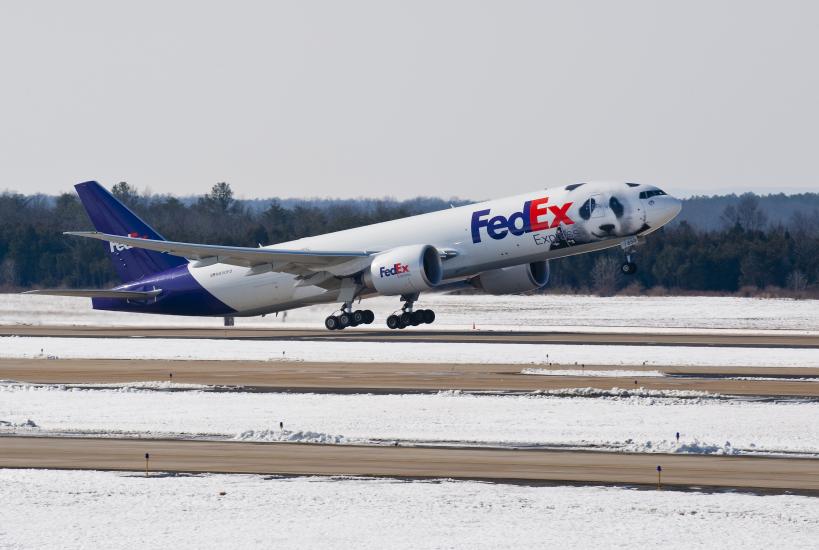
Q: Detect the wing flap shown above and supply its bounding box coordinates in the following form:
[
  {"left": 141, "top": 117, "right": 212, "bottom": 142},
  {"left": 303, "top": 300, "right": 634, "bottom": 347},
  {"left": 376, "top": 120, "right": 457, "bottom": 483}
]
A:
[
  {"left": 64, "top": 231, "right": 373, "bottom": 275},
  {"left": 24, "top": 289, "right": 162, "bottom": 299}
]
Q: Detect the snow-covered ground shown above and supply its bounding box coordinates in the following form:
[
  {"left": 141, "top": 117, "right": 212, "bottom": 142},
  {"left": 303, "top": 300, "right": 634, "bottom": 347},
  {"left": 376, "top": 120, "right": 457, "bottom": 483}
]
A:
[
  {"left": 3, "top": 336, "right": 819, "bottom": 368},
  {"left": 4, "top": 293, "right": 819, "bottom": 332},
  {"left": 3, "top": 383, "right": 818, "bottom": 455},
  {"left": 0, "top": 469, "right": 816, "bottom": 550}
]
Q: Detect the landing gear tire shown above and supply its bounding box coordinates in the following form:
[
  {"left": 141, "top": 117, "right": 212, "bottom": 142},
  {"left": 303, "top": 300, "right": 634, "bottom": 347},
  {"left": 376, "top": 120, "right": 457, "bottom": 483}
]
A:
[
  {"left": 421, "top": 309, "right": 435, "bottom": 324},
  {"left": 362, "top": 310, "right": 375, "bottom": 324},
  {"left": 352, "top": 310, "right": 365, "bottom": 325},
  {"left": 621, "top": 262, "right": 637, "bottom": 275},
  {"left": 387, "top": 315, "right": 401, "bottom": 330},
  {"left": 410, "top": 311, "right": 424, "bottom": 326},
  {"left": 338, "top": 312, "right": 352, "bottom": 328},
  {"left": 325, "top": 315, "right": 341, "bottom": 330}
]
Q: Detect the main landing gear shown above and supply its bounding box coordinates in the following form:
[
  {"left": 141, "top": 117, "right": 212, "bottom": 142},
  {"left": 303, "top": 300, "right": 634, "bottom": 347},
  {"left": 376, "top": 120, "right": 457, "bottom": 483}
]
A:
[
  {"left": 325, "top": 308, "right": 374, "bottom": 330},
  {"left": 386, "top": 293, "right": 436, "bottom": 330}
]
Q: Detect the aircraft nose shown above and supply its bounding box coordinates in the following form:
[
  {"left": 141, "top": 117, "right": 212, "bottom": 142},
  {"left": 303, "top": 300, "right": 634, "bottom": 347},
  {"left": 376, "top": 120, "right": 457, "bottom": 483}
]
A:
[
  {"left": 651, "top": 195, "right": 682, "bottom": 226},
  {"left": 669, "top": 196, "right": 682, "bottom": 218}
]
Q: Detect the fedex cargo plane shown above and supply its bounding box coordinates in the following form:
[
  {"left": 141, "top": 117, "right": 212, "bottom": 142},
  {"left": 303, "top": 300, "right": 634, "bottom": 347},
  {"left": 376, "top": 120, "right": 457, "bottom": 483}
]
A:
[{"left": 27, "top": 181, "right": 681, "bottom": 330}]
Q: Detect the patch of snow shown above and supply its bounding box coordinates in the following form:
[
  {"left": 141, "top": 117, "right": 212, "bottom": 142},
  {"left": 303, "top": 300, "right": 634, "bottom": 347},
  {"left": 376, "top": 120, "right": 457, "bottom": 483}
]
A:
[
  {"left": 2, "top": 384, "right": 818, "bottom": 456},
  {"left": 3, "top": 336, "right": 818, "bottom": 368},
  {"left": 522, "top": 368, "right": 666, "bottom": 377},
  {"left": 4, "top": 293, "right": 819, "bottom": 333},
  {"left": 0, "top": 469, "right": 817, "bottom": 549}
]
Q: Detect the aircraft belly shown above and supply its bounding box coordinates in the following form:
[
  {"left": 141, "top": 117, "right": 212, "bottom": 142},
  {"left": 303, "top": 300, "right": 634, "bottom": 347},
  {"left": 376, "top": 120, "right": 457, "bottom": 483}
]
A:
[{"left": 188, "top": 264, "right": 325, "bottom": 313}]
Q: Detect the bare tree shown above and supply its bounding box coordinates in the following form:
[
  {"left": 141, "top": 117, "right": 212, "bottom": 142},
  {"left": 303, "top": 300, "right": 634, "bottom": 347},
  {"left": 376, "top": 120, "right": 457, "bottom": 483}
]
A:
[
  {"left": 591, "top": 256, "right": 622, "bottom": 296},
  {"left": 721, "top": 193, "right": 768, "bottom": 230},
  {"left": 786, "top": 270, "right": 808, "bottom": 293}
]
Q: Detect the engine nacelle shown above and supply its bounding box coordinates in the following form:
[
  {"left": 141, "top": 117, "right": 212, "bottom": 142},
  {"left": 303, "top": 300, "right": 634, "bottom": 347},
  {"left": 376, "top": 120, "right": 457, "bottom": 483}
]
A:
[
  {"left": 473, "top": 261, "right": 549, "bottom": 295},
  {"left": 364, "top": 244, "right": 443, "bottom": 296}
]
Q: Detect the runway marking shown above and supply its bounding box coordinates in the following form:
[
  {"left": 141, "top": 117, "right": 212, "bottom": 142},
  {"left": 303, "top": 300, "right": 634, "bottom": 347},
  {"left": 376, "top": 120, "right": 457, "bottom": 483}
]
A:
[{"left": 1, "top": 436, "right": 817, "bottom": 493}]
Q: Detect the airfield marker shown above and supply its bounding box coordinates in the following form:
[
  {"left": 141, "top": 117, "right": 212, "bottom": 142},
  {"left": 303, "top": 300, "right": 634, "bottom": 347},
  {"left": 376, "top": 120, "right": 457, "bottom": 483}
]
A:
[
  {"left": 145, "top": 452, "right": 150, "bottom": 477},
  {"left": 656, "top": 465, "right": 662, "bottom": 489}
]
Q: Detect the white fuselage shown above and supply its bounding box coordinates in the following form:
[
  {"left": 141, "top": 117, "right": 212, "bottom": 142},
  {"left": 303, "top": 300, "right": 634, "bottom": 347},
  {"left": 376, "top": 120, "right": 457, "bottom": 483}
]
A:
[{"left": 188, "top": 181, "right": 681, "bottom": 315}]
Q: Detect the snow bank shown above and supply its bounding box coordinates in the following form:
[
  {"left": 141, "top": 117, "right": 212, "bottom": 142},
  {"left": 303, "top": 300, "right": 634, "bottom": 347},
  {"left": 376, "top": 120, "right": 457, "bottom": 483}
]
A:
[
  {"left": 234, "top": 429, "right": 351, "bottom": 444},
  {"left": 4, "top": 336, "right": 818, "bottom": 368},
  {"left": 0, "top": 469, "right": 816, "bottom": 549}
]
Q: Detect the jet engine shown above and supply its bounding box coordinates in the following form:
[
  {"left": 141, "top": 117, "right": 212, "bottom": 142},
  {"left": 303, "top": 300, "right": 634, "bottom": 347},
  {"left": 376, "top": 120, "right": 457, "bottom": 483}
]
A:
[
  {"left": 472, "top": 261, "right": 549, "bottom": 295},
  {"left": 364, "top": 244, "right": 443, "bottom": 295}
]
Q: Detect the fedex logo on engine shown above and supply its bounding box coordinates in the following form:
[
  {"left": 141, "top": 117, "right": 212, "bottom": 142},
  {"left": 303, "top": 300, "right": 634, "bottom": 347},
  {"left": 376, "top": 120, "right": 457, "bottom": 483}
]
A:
[
  {"left": 379, "top": 263, "right": 409, "bottom": 277},
  {"left": 470, "top": 197, "right": 574, "bottom": 243},
  {"left": 109, "top": 232, "right": 148, "bottom": 253}
]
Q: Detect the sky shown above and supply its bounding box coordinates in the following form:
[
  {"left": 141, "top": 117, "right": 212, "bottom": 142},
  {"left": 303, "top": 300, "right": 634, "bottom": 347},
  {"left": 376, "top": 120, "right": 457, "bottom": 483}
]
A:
[{"left": 1, "top": 1, "right": 817, "bottom": 200}]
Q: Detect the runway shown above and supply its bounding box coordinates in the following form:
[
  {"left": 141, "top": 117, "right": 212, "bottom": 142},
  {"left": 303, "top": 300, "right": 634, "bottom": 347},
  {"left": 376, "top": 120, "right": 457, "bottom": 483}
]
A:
[
  {"left": 3, "top": 325, "right": 819, "bottom": 348},
  {"left": 2, "top": 358, "right": 818, "bottom": 396},
  {"left": 1, "top": 436, "right": 816, "bottom": 492}
]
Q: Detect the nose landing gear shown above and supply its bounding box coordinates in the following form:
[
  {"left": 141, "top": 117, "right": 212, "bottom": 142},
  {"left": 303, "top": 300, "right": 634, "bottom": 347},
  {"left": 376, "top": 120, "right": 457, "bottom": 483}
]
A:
[
  {"left": 386, "top": 293, "right": 436, "bottom": 329},
  {"left": 620, "top": 237, "right": 639, "bottom": 275},
  {"left": 621, "top": 257, "right": 638, "bottom": 275}
]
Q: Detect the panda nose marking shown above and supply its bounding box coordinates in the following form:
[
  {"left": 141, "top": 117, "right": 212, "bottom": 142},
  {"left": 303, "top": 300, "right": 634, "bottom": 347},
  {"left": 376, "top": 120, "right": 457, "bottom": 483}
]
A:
[{"left": 599, "top": 224, "right": 615, "bottom": 233}]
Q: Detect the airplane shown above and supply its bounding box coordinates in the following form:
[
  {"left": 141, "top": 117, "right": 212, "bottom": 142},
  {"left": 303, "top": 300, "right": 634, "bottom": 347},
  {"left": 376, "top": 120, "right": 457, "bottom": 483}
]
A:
[{"left": 26, "top": 180, "right": 682, "bottom": 330}]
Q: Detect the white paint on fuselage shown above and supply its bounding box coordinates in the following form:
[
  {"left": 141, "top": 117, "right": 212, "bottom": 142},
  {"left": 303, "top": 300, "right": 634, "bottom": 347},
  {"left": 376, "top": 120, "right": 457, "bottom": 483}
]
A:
[{"left": 190, "top": 181, "right": 681, "bottom": 315}]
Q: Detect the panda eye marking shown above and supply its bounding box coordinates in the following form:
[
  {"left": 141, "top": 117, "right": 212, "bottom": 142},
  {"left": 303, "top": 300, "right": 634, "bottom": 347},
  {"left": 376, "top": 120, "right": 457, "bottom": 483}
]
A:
[
  {"left": 609, "top": 197, "right": 624, "bottom": 218},
  {"left": 579, "top": 198, "right": 595, "bottom": 220}
]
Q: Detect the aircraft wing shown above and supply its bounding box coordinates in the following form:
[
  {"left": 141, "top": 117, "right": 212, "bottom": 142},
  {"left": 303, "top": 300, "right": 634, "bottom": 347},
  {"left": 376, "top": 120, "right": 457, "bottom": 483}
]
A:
[
  {"left": 24, "top": 288, "right": 162, "bottom": 299},
  {"left": 64, "top": 231, "right": 374, "bottom": 276}
]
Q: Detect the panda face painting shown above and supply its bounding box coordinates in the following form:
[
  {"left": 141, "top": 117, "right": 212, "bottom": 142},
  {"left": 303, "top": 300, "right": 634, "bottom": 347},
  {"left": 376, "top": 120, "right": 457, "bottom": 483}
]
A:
[
  {"left": 577, "top": 195, "right": 638, "bottom": 238},
  {"left": 549, "top": 181, "right": 661, "bottom": 250}
]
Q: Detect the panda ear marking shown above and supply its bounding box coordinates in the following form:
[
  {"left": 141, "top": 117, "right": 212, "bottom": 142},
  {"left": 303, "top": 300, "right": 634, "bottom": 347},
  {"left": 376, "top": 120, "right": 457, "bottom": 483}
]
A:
[
  {"left": 626, "top": 182, "right": 640, "bottom": 188},
  {"left": 565, "top": 183, "right": 586, "bottom": 191}
]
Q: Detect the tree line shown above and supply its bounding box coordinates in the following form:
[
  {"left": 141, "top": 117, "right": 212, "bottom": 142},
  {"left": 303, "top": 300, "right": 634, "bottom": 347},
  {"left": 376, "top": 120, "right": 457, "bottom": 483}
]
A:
[{"left": 1, "top": 183, "right": 817, "bottom": 297}]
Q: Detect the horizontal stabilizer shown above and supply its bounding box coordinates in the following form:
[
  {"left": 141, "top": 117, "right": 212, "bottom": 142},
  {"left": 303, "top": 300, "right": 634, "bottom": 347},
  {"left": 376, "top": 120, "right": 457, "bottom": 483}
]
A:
[{"left": 24, "top": 289, "right": 162, "bottom": 300}]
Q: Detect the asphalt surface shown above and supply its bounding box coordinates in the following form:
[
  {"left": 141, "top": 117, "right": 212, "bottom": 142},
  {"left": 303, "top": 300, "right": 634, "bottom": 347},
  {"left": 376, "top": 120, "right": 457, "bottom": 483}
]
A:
[
  {"left": 3, "top": 325, "right": 819, "bottom": 348},
  {"left": 2, "top": 358, "right": 818, "bottom": 396},
  {"left": 1, "top": 436, "right": 816, "bottom": 492}
]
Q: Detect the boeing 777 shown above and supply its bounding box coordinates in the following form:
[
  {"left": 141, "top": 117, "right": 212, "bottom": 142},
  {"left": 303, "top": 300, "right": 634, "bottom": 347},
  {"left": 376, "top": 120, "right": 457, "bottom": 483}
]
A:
[{"left": 27, "top": 180, "right": 682, "bottom": 330}]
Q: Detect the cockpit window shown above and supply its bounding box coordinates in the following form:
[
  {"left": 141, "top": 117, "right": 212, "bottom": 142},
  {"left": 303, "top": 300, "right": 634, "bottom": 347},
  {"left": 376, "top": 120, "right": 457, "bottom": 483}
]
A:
[{"left": 639, "top": 189, "right": 667, "bottom": 199}]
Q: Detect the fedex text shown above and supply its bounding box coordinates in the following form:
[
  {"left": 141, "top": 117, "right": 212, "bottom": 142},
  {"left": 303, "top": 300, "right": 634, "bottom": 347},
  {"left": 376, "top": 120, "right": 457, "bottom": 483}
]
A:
[{"left": 471, "top": 197, "right": 574, "bottom": 243}]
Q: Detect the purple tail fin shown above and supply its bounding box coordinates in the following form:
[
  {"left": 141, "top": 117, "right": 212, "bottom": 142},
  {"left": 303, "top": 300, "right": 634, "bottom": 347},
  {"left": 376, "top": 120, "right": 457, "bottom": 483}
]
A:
[{"left": 74, "top": 181, "right": 187, "bottom": 283}]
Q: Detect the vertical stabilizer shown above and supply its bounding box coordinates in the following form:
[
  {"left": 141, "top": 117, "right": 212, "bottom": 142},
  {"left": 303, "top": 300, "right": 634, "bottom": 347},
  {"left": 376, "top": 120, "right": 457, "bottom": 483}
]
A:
[{"left": 74, "top": 181, "right": 187, "bottom": 283}]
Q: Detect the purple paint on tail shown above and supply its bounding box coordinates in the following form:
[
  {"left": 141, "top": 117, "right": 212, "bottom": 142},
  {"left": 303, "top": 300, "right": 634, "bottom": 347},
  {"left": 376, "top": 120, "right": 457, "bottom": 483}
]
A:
[{"left": 74, "top": 181, "right": 187, "bottom": 283}]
